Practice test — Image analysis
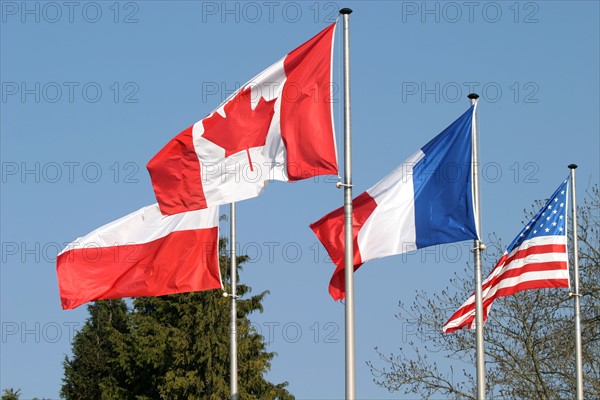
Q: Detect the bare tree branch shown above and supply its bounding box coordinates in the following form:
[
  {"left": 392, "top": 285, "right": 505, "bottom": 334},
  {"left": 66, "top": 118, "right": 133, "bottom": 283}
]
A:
[{"left": 369, "top": 185, "right": 599, "bottom": 399}]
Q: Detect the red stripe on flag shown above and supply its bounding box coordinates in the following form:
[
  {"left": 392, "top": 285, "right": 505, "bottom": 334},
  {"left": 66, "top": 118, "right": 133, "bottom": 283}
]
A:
[
  {"left": 489, "top": 278, "right": 570, "bottom": 302},
  {"left": 443, "top": 245, "right": 569, "bottom": 333},
  {"left": 310, "top": 191, "right": 378, "bottom": 300},
  {"left": 482, "top": 260, "right": 568, "bottom": 292},
  {"left": 147, "top": 126, "right": 207, "bottom": 215},
  {"left": 282, "top": 23, "right": 338, "bottom": 181},
  {"left": 57, "top": 227, "right": 220, "bottom": 310},
  {"left": 444, "top": 277, "right": 570, "bottom": 333},
  {"left": 503, "top": 243, "right": 566, "bottom": 267},
  {"left": 478, "top": 271, "right": 568, "bottom": 319}
]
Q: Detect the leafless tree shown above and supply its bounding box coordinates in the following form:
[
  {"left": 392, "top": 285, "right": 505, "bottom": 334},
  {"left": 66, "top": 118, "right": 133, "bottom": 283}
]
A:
[{"left": 368, "top": 185, "right": 599, "bottom": 399}]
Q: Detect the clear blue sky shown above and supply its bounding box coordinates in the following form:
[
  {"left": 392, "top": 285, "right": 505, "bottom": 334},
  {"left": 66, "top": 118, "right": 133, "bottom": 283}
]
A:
[{"left": 1, "top": 1, "right": 598, "bottom": 399}]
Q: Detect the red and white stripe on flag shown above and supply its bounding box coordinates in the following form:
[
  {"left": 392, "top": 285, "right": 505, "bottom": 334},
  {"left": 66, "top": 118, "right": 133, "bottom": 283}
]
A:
[
  {"left": 443, "top": 179, "right": 570, "bottom": 333},
  {"left": 56, "top": 205, "right": 222, "bottom": 310},
  {"left": 443, "top": 235, "right": 569, "bottom": 333},
  {"left": 147, "top": 23, "right": 338, "bottom": 215}
]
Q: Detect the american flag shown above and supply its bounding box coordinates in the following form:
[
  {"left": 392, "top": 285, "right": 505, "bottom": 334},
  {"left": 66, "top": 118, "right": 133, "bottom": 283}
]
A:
[{"left": 443, "top": 179, "right": 570, "bottom": 333}]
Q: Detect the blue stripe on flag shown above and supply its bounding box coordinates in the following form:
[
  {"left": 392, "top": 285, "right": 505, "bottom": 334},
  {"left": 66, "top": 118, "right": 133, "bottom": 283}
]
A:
[{"left": 413, "top": 106, "right": 478, "bottom": 249}]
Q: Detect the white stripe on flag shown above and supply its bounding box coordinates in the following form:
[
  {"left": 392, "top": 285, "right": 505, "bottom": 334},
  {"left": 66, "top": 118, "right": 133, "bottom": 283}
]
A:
[
  {"left": 443, "top": 235, "right": 568, "bottom": 332},
  {"left": 59, "top": 205, "right": 218, "bottom": 254},
  {"left": 357, "top": 150, "right": 424, "bottom": 262}
]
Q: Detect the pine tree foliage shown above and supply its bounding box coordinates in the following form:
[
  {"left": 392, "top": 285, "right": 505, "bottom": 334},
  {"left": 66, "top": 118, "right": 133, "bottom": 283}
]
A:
[
  {"left": 1, "top": 388, "right": 21, "bottom": 400},
  {"left": 61, "top": 300, "right": 129, "bottom": 400}
]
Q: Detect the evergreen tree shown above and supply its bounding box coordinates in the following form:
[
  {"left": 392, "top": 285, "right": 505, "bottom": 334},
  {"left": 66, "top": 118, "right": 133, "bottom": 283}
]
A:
[
  {"left": 1, "top": 388, "right": 50, "bottom": 400},
  {"left": 61, "top": 299, "right": 130, "bottom": 400},
  {"left": 1, "top": 388, "right": 20, "bottom": 400},
  {"left": 61, "top": 237, "right": 293, "bottom": 399}
]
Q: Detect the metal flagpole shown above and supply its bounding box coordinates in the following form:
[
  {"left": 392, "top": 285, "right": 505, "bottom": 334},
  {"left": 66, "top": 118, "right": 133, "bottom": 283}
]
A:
[
  {"left": 229, "top": 202, "right": 238, "bottom": 400},
  {"left": 468, "top": 93, "right": 486, "bottom": 400},
  {"left": 568, "top": 164, "right": 584, "bottom": 400},
  {"left": 339, "top": 7, "right": 355, "bottom": 400}
]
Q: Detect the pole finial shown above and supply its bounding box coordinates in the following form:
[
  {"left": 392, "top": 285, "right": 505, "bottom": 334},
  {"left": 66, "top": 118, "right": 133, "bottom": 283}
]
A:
[
  {"left": 468, "top": 93, "right": 480, "bottom": 100},
  {"left": 339, "top": 8, "right": 353, "bottom": 15},
  {"left": 569, "top": 164, "right": 578, "bottom": 169}
]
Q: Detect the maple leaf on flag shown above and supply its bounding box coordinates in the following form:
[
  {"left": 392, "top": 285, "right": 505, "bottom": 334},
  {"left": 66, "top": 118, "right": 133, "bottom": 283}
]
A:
[
  {"left": 202, "top": 86, "right": 276, "bottom": 169},
  {"left": 147, "top": 23, "right": 338, "bottom": 215}
]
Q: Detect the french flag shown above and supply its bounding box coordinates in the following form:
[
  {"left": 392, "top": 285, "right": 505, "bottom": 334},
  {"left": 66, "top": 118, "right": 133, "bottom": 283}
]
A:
[
  {"left": 310, "top": 105, "right": 479, "bottom": 300},
  {"left": 56, "top": 205, "right": 222, "bottom": 310}
]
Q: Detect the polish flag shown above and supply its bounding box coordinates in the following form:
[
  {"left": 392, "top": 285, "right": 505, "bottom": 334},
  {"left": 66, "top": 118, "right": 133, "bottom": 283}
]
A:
[
  {"left": 56, "top": 205, "right": 221, "bottom": 310},
  {"left": 311, "top": 106, "right": 479, "bottom": 300},
  {"left": 147, "top": 23, "right": 338, "bottom": 215}
]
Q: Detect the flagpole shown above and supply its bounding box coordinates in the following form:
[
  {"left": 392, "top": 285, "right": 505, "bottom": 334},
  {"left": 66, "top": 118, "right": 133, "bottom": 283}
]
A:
[
  {"left": 229, "top": 202, "right": 238, "bottom": 400},
  {"left": 568, "top": 164, "right": 584, "bottom": 400},
  {"left": 468, "top": 93, "right": 486, "bottom": 400},
  {"left": 339, "top": 7, "right": 355, "bottom": 400}
]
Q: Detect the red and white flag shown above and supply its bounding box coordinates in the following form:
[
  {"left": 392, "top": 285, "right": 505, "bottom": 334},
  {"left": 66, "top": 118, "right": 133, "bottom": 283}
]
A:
[
  {"left": 147, "top": 24, "right": 338, "bottom": 215},
  {"left": 56, "top": 205, "right": 221, "bottom": 310},
  {"left": 443, "top": 180, "right": 570, "bottom": 333}
]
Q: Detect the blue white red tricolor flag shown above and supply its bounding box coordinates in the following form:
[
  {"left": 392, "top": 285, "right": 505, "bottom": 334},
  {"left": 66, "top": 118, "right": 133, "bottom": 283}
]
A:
[
  {"left": 311, "top": 105, "right": 479, "bottom": 300},
  {"left": 443, "top": 179, "right": 570, "bottom": 333}
]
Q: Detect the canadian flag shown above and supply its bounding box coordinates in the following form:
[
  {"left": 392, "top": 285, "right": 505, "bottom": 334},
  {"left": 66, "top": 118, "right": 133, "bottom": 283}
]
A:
[
  {"left": 147, "top": 24, "right": 338, "bottom": 215},
  {"left": 56, "top": 205, "right": 221, "bottom": 310},
  {"left": 311, "top": 106, "right": 479, "bottom": 300}
]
